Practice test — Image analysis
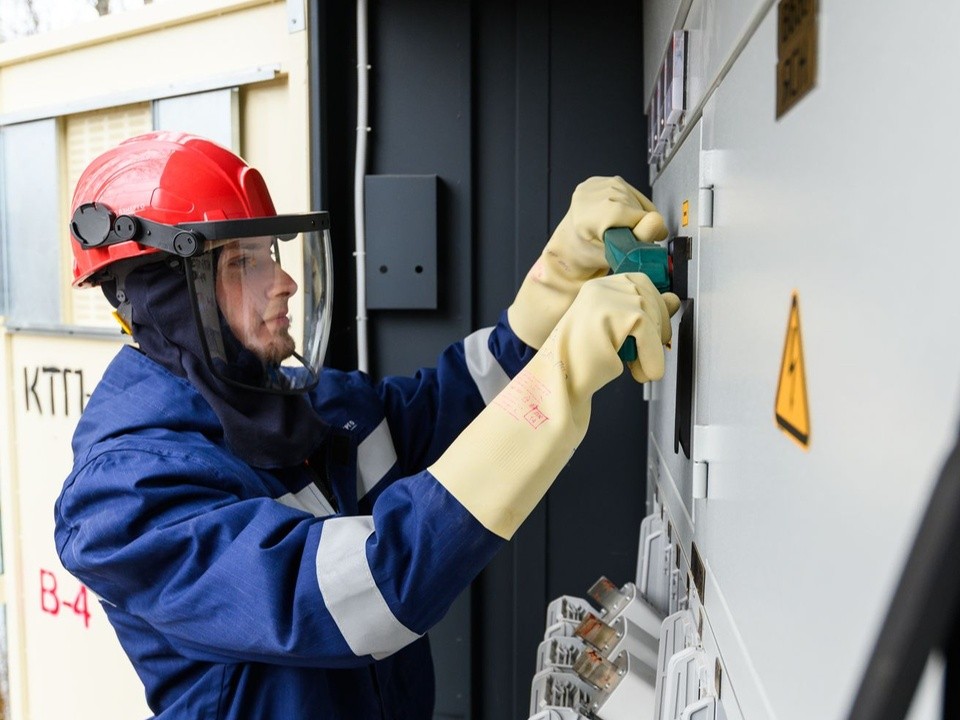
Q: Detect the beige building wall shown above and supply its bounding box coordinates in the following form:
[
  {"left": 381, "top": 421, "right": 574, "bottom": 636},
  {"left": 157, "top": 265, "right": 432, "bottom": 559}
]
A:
[{"left": 0, "top": 2, "right": 312, "bottom": 717}]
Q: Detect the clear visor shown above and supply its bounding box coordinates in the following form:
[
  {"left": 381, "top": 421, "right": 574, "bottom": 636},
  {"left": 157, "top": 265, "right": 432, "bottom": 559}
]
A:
[{"left": 185, "top": 222, "right": 332, "bottom": 394}]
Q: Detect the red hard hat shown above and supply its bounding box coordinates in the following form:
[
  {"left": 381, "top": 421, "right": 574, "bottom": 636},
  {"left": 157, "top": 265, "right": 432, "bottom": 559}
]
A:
[{"left": 70, "top": 131, "right": 277, "bottom": 287}]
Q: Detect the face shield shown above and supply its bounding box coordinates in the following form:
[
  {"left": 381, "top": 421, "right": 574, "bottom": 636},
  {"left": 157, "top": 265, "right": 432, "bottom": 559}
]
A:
[
  {"left": 70, "top": 206, "right": 333, "bottom": 394},
  {"left": 183, "top": 215, "right": 332, "bottom": 393}
]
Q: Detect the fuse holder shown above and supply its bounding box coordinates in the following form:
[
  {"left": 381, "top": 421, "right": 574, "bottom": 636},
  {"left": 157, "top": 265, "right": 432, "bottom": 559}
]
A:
[
  {"left": 589, "top": 576, "right": 665, "bottom": 638},
  {"left": 574, "top": 649, "right": 657, "bottom": 720},
  {"left": 574, "top": 612, "right": 658, "bottom": 670}
]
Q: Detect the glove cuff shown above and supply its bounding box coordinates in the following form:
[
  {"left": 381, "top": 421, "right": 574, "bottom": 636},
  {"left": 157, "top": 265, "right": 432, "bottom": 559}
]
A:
[
  {"left": 428, "top": 341, "right": 593, "bottom": 539},
  {"left": 432, "top": 279, "right": 646, "bottom": 539}
]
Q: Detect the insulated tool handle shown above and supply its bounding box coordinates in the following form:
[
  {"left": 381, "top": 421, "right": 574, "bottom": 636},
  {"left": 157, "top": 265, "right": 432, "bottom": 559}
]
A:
[{"left": 602, "top": 227, "right": 671, "bottom": 362}]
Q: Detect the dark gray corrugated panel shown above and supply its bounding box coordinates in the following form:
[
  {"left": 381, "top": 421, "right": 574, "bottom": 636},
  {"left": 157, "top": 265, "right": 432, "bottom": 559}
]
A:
[
  {"left": 312, "top": 1, "right": 649, "bottom": 718},
  {"left": 313, "top": 0, "right": 360, "bottom": 373},
  {"left": 544, "top": 0, "right": 651, "bottom": 612},
  {"left": 364, "top": 5, "right": 475, "bottom": 716},
  {"left": 475, "top": 2, "right": 651, "bottom": 718},
  {"left": 365, "top": 0, "right": 473, "bottom": 380},
  {"left": 307, "top": 0, "right": 326, "bottom": 214},
  {"left": 472, "top": 2, "right": 530, "bottom": 714}
]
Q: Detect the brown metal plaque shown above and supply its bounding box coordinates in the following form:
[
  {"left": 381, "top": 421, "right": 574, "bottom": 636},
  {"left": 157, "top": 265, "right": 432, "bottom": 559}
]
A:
[{"left": 776, "top": 0, "right": 818, "bottom": 118}]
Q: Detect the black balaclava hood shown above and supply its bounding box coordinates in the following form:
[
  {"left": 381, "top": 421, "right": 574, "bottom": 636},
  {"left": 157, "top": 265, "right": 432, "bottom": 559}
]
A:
[{"left": 118, "top": 260, "right": 328, "bottom": 469}]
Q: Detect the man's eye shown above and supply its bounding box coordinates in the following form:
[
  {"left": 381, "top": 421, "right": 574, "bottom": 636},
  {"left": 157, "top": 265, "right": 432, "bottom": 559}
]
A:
[{"left": 227, "top": 255, "right": 250, "bottom": 270}]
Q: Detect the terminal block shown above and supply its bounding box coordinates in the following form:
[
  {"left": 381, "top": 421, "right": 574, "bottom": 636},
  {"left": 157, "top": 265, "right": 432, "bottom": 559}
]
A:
[
  {"left": 536, "top": 636, "right": 586, "bottom": 674},
  {"left": 529, "top": 669, "right": 595, "bottom": 719},
  {"left": 573, "top": 648, "right": 657, "bottom": 720},
  {"left": 677, "top": 696, "right": 725, "bottom": 720},
  {"left": 636, "top": 510, "right": 681, "bottom": 615},
  {"left": 654, "top": 610, "right": 699, "bottom": 719},
  {"left": 658, "top": 646, "right": 728, "bottom": 720},
  {"left": 545, "top": 595, "right": 594, "bottom": 630},
  {"left": 544, "top": 595, "right": 596, "bottom": 641},
  {"left": 653, "top": 609, "right": 727, "bottom": 720},
  {"left": 528, "top": 709, "right": 589, "bottom": 720},
  {"left": 660, "top": 647, "right": 708, "bottom": 720}
]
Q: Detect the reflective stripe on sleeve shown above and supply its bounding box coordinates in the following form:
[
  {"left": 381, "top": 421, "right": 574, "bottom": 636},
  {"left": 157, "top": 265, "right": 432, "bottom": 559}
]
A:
[
  {"left": 315, "top": 515, "right": 421, "bottom": 659},
  {"left": 275, "top": 484, "right": 336, "bottom": 518},
  {"left": 356, "top": 418, "right": 398, "bottom": 500},
  {"left": 464, "top": 327, "right": 510, "bottom": 405}
]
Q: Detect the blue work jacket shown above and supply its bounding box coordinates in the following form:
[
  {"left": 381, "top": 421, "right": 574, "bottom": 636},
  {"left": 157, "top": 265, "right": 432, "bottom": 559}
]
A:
[{"left": 54, "top": 317, "right": 533, "bottom": 719}]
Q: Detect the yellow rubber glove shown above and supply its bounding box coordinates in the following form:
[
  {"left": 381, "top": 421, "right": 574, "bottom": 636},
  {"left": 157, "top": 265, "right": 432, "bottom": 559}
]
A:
[
  {"left": 507, "top": 176, "right": 668, "bottom": 349},
  {"left": 432, "top": 273, "right": 681, "bottom": 539}
]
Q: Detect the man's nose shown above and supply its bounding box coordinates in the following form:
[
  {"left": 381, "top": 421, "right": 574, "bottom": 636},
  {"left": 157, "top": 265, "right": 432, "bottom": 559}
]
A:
[{"left": 269, "top": 265, "right": 298, "bottom": 297}]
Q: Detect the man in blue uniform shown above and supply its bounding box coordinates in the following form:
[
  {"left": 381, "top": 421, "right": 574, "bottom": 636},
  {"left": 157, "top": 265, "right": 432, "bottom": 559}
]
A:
[{"left": 55, "top": 131, "right": 679, "bottom": 719}]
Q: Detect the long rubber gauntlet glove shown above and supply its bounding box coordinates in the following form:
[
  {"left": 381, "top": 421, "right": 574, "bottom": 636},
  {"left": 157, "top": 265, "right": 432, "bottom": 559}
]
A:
[
  {"left": 508, "top": 176, "right": 668, "bottom": 350},
  {"left": 432, "top": 274, "right": 681, "bottom": 539}
]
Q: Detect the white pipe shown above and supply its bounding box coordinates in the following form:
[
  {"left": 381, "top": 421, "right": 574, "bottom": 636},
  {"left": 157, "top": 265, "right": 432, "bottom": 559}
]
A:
[{"left": 354, "top": 0, "right": 370, "bottom": 372}]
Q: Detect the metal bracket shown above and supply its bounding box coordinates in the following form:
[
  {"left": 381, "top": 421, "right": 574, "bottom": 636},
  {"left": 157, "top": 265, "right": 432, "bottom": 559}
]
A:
[{"left": 287, "top": 0, "right": 305, "bottom": 33}]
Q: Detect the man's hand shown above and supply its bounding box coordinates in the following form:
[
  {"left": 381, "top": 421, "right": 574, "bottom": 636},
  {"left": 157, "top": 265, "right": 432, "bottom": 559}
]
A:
[
  {"left": 508, "top": 176, "right": 668, "bottom": 349},
  {"left": 544, "top": 272, "right": 680, "bottom": 394}
]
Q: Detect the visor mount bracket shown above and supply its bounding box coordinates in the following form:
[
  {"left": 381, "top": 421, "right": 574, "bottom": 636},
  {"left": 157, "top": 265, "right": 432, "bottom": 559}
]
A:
[
  {"left": 173, "top": 232, "right": 200, "bottom": 257},
  {"left": 71, "top": 202, "right": 113, "bottom": 248},
  {"left": 114, "top": 215, "right": 139, "bottom": 241}
]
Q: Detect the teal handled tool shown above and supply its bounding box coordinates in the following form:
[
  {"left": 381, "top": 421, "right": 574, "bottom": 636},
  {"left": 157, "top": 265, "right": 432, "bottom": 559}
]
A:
[{"left": 602, "top": 227, "right": 671, "bottom": 362}]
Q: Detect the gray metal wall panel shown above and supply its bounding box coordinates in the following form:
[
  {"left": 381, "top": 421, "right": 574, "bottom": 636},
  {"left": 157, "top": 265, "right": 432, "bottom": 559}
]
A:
[
  {"left": 1, "top": 120, "right": 62, "bottom": 325},
  {"left": 153, "top": 89, "right": 239, "bottom": 151}
]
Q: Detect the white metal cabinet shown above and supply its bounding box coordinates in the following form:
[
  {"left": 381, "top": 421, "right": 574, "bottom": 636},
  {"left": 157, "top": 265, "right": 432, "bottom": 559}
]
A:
[{"left": 647, "top": 1, "right": 960, "bottom": 718}]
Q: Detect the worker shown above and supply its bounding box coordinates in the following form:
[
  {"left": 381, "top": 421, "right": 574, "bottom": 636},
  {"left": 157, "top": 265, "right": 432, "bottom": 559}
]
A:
[{"left": 54, "top": 131, "right": 679, "bottom": 719}]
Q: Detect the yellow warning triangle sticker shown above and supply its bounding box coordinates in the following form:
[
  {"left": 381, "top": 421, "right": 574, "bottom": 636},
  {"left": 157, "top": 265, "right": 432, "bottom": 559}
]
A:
[{"left": 775, "top": 292, "right": 810, "bottom": 448}]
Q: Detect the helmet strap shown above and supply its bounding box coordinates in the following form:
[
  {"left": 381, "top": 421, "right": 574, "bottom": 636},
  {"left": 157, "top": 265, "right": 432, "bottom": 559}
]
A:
[
  {"left": 112, "top": 307, "right": 134, "bottom": 336},
  {"left": 112, "top": 270, "right": 134, "bottom": 336},
  {"left": 105, "top": 256, "right": 178, "bottom": 337}
]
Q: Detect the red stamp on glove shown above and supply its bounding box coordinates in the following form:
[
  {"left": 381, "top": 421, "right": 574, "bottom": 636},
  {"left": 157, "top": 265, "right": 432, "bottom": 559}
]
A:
[
  {"left": 495, "top": 370, "right": 551, "bottom": 428},
  {"left": 524, "top": 406, "right": 548, "bottom": 429}
]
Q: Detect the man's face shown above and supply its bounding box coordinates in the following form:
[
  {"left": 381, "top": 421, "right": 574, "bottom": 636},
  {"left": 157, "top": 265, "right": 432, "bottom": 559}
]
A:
[{"left": 216, "top": 238, "right": 298, "bottom": 364}]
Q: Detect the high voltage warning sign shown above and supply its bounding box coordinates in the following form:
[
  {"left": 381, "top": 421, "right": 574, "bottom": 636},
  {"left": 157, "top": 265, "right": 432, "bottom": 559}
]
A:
[{"left": 775, "top": 292, "right": 810, "bottom": 448}]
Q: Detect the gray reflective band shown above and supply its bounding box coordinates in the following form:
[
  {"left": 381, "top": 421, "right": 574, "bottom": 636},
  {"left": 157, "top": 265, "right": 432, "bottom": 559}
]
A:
[
  {"left": 275, "top": 484, "right": 336, "bottom": 518},
  {"left": 464, "top": 327, "right": 510, "bottom": 405},
  {"left": 356, "top": 419, "right": 398, "bottom": 500},
  {"left": 315, "top": 516, "right": 421, "bottom": 659}
]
